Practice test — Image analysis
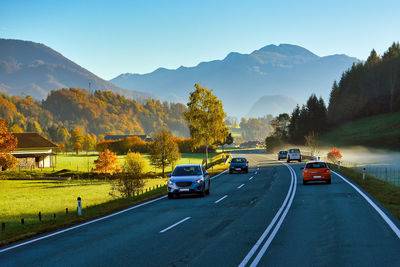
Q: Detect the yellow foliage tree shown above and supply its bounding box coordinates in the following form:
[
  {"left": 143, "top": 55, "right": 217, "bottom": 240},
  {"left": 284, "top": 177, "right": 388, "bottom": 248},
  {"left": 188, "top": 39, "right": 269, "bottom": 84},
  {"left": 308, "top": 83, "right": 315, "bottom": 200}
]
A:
[
  {"left": 94, "top": 149, "right": 121, "bottom": 175},
  {"left": 0, "top": 119, "right": 18, "bottom": 170}
]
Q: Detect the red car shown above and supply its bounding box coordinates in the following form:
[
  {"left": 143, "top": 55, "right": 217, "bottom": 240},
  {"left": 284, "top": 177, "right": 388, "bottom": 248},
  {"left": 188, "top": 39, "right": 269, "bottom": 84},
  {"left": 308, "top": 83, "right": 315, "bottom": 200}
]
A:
[{"left": 301, "top": 161, "right": 331, "bottom": 185}]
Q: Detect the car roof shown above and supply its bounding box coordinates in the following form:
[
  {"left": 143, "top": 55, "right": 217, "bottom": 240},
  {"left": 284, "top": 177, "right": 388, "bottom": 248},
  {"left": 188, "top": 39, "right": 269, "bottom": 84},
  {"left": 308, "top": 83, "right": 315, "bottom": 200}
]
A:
[
  {"left": 288, "top": 148, "right": 300, "bottom": 150},
  {"left": 175, "top": 164, "right": 202, "bottom": 168},
  {"left": 306, "top": 161, "right": 327, "bottom": 164},
  {"left": 279, "top": 150, "right": 287, "bottom": 152},
  {"left": 232, "top": 157, "right": 246, "bottom": 159}
]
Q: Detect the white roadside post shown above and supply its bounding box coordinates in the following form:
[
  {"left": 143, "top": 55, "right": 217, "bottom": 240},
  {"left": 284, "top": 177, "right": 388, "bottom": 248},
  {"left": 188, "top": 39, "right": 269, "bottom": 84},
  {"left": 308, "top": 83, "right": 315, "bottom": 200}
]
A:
[
  {"left": 338, "top": 160, "right": 341, "bottom": 169},
  {"left": 363, "top": 168, "right": 366, "bottom": 180},
  {"left": 77, "top": 197, "right": 82, "bottom": 216}
]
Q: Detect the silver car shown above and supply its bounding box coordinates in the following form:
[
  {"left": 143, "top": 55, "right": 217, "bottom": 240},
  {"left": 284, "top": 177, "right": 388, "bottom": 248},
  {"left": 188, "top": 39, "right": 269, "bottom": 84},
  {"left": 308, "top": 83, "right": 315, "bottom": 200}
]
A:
[{"left": 167, "top": 164, "right": 210, "bottom": 199}]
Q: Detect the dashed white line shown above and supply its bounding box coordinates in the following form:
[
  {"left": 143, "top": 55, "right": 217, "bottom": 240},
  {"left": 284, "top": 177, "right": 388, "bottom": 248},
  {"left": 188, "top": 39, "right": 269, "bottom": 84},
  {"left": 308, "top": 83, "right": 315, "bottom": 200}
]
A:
[
  {"left": 215, "top": 195, "right": 228, "bottom": 204},
  {"left": 249, "top": 176, "right": 254, "bottom": 181},
  {"left": 159, "top": 217, "right": 191, "bottom": 233},
  {"left": 254, "top": 171, "right": 258, "bottom": 175},
  {"left": 257, "top": 168, "right": 259, "bottom": 171},
  {"left": 237, "top": 184, "right": 245, "bottom": 189}
]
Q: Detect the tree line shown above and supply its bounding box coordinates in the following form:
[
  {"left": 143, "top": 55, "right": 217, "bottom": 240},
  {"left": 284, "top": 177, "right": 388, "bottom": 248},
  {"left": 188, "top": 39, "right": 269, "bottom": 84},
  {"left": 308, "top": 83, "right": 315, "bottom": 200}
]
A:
[
  {"left": 266, "top": 42, "right": 400, "bottom": 149},
  {"left": 0, "top": 88, "right": 189, "bottom": 148}
]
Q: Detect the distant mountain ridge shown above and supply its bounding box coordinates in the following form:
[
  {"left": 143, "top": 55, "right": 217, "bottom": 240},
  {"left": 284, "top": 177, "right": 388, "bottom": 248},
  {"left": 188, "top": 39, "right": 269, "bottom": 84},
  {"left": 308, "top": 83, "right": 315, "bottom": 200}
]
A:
[
  {"left": 111, "top": 44, "right": 358, "bottom": 117},
  {"left": 0, "top": 39, "right": 154, "bottom": 101}
]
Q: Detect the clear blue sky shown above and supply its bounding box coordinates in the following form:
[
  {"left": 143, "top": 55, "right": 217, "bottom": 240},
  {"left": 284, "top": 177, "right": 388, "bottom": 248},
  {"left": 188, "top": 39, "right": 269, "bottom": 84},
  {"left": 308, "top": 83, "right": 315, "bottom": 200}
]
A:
[{"left": 1, "top": 0, "right": 399, "bottom": 80}]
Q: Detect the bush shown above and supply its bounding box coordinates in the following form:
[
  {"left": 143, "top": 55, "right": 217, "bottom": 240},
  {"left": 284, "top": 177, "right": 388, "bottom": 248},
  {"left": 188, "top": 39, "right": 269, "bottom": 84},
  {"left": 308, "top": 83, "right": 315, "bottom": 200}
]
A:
[
  {"left": 94, "top": 149, "right": 121, "bottom": 175},
  {"left": 110, "top": 152, "right": 148, "bottom": 197}
]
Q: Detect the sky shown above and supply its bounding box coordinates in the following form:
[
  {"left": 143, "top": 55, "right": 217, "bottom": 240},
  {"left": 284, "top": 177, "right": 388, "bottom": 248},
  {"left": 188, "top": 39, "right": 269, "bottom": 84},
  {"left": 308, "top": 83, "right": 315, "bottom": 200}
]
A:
[{"left": 1, "top": 0, "right": 399, "bottom": 80}]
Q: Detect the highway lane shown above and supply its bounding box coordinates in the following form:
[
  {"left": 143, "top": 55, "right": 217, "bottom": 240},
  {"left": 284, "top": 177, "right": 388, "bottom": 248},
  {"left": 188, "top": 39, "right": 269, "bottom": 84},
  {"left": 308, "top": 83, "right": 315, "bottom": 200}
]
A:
[
  {"left": 0, "top": 153, "right": 293, "bottom": 266},
  {"left": 1, "top": 151, "right": 400, "bottom": 266}
]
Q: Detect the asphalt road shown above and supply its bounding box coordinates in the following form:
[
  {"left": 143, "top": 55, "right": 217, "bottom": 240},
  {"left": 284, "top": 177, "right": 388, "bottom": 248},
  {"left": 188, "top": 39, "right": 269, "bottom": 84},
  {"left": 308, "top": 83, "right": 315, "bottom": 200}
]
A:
[{"left": 1, "top": 151, "right": 400, "bottom": 266}]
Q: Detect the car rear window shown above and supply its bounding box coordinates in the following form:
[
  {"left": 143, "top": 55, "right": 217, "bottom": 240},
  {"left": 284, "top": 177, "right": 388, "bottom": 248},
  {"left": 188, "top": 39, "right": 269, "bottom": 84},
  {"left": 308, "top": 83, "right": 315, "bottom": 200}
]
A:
[
  {"left": 172, "top": 166, "right": 202, "bottom": 176},
  {"left": 289, "top": 149, "right": 300, "bottom": 153},
  {"left": 232, "top": 158, "right": 246, "bottom": 163},
  {"left": 280, "top": 151, "right": 287, "bottom": 154},
  {"left": 306, "top": 162, "right": 327, "bottom": 169}
]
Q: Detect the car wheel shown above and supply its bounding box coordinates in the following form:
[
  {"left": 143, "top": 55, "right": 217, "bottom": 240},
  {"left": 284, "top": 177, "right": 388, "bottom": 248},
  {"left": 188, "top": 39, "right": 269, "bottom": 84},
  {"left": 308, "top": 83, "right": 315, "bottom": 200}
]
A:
[
  {"left": 168, "top": 193, "right": 174, "bottom": 199},
  {"left": 326, "top": 179, "right": 331, "bottom": 184},
  {"left": 303, "top": 180, "right": 307, "bottom": 185},
  {"left": 299, "top": 159, "right": 302, "bottom": 162},
  {"left": 246, "top": 168, "right": 248, "bottom": 173},
  {"left": 229, "top": 170, "right": 232, "bottom": 174},
  {"left": 205, "top": 181, "right": 210, "bottom": 195},
  {"left": 287, "top": 157, "right": 290, "bottom": 163},
  {"left": 278, "top": 158, "right": 280, "bottom": 161}
]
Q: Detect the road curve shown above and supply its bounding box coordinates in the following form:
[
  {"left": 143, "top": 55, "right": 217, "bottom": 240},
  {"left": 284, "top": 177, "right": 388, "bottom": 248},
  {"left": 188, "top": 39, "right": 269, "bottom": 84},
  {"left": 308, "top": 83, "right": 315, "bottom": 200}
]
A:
[{"left": 1, "top": 151, "right": 399, "bottom": 266}]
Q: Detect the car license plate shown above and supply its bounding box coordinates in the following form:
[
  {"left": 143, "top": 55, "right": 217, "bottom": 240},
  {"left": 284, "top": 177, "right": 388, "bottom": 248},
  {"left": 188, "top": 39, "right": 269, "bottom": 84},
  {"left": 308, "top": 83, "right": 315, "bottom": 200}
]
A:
[
  {"left": 313, "top": 176, "right": 322, "bottom": 178},
  {"left": 180, "top": 188, "right": 189, "bottom": 192},
  {"left": 235, "top": 168, "right": 241, "bottom": 171}
]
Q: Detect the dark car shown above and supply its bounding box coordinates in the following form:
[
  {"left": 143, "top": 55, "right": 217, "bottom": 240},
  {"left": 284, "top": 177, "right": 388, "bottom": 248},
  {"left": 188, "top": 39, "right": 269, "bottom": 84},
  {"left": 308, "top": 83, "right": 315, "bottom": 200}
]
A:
[
  {"left": 277, "top": 150, "right": 288, "bottom": 160},
  {"left": 229, "top": 157, "right": 249, "bottom": 173}
]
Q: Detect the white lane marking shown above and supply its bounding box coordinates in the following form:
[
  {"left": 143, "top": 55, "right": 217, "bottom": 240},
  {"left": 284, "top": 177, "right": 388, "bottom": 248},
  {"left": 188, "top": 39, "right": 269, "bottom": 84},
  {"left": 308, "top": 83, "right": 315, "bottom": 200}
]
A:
[
  {"left": 210, "top": 169, "right": 228, "bottom": 180},
  {"left": 249, "top": 176, "right": 254, "bottom": 181},
  {"left": 237, "top": 184, "right": 245, "bottom": 189},
  {"left": 332, "top": 171, "right": 400, "bottom": 239},
  {"left": 250, "top": 164, "right": 297, "bottom": 266},
  {"left": 257, "top": 168, "right": 259, "bottom": 171},
  {"left": 239, "top": 163, "right": 296, "bottom": 267},
  {"left": 0, "top": 161, "right": 232, "bottom": 253},
  {"left": 215, "top": 195, "right": 228, "bottom": 204},
  {"left": 254, "top": 171, "right": 258, "bottom": 175},
  {"left": 0, "top": 195, "right": 167, "bottom": 254},
  {"left": 159, "top": 217, "right": 191, "bottom": 233}
]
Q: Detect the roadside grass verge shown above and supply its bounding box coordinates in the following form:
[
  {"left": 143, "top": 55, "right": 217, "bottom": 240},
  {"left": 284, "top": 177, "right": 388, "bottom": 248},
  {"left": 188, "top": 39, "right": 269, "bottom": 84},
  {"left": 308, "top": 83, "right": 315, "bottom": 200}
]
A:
[
  {"left": 0, "top": 152, "right": 229, "bottom": 247},
  {"left": 329, "top": 164, "right": 400, "bottom": 220}
]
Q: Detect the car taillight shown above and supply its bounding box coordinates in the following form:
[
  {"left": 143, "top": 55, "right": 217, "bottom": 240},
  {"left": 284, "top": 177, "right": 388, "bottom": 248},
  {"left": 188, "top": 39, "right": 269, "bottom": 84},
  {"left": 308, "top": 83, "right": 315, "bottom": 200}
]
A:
[
  {"left": 303, "top": 169, "right": 308, "bottom": 173},
  {"left": 325, "top": 169, "right": 330, "bottom": 173}
]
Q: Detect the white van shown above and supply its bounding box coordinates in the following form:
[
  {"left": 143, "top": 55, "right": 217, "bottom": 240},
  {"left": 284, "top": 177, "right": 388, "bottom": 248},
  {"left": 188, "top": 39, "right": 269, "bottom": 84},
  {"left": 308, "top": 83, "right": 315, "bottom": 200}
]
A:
[{"left": 287, "top": 148, "right": 302, "bottom": 163}]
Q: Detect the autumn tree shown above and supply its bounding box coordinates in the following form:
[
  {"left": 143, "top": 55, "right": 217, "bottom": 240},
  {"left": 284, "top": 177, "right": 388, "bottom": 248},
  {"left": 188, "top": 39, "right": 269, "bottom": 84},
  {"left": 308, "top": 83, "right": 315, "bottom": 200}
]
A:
[
  {"left": 327, "top": 147, "right": 342, "bottom": 164},
  {"left": 149, "top": 129, "right": 181, "bottom": 177},
  {"left": 69, "top": 127, "right": 84, "bottom": 150},
  {"left": 74, "top": 142, "right": 82, "bottom": 155},
  {"left": 184, "top": 83, "right": 228, "bottom": 166},
  {"left": 305, "top": 131, "right": 320, "bottom": 157},
  {"left": 0, "top": 119, "right": 18, "bottom": 170},
  {"left": 94, "top": 149, "right": 121, "bottom": 175},
  {"left": 82, "top": 133, "right": 97, "bottom": 154},
  {"left": 111, "top": 152, "right": 148, "bottom": 197}
]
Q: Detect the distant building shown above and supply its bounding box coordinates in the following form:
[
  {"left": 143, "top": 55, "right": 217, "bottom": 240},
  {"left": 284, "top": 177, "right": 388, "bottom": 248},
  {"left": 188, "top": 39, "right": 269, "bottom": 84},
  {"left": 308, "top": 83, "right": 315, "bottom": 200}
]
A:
[
  {"left": 11, "top": 133, "right": 58, "bottom": 169},
  {"left": 104, "top": 134, "right": 153, "bottom": 142}
]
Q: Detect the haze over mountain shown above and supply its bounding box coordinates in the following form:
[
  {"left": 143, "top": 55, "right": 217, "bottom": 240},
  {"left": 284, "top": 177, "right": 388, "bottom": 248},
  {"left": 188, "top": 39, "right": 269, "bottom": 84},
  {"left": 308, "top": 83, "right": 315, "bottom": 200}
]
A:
[
  {"left": 0, "top": 39, "right": 153, "bottom": 101},
  {"left": 111, "top": 44, "right": 358, "bottom": 118},
  {"left": 246, "top": 95, "right": 298, "bottom": 118}
]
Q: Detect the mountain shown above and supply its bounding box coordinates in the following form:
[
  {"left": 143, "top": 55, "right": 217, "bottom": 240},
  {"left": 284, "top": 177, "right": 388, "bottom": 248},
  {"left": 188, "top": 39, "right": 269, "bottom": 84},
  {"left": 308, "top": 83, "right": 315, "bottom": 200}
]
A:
[
  {"left": 111, "top": 44, "right": 358, "bottom": 117},
  {"left": 246, "top": 95, "right": 298, "bottom": 118},
  {"left": 0, "top": 39, "right": 154, "bottom": 101}
]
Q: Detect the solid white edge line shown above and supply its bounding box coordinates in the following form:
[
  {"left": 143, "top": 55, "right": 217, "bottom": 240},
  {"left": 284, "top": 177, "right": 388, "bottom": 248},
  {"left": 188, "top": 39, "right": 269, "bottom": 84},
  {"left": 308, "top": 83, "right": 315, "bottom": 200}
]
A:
[
  {"left": 238, "top": 162, "right": 295, "bottom": 267},
  {"left": 0, "top": 195, "right": 167, "bottom": 254},
  {"left": 1, "top": 165, "right": 231, "bottom": 253},
  {"left": 249, "top": 176, "right": 254, "bottom": 180},
  {"left": 211, "top": 169, "right": 228, "bottom": 180},
  {"left": 159, "top": 217, "right": 191, "bottom": 233},
  {"left": 250, "top": 164, "right": 297, "bottom": 267},
  {"left": 237, "top": 184, "right": 245, "bottom": 189},
  {"left": 332, "top": 170, "right": 400, "bottom": 239},
  {"left": 215, "top": 195, "right": 228, "bottom": 204},
  {"left": 254, "top": 172, "right": 258, "bottom": 175}
]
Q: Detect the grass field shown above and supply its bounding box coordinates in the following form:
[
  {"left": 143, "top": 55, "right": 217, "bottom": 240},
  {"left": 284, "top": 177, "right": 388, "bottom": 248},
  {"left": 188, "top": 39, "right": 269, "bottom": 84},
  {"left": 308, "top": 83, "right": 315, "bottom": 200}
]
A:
[
  {"left": 0, "top": 152, "right": 231, "bottom": 245},
  {"left": 320, "top": 112, "right": 400, "bottom": 148},
  {"left": 54, "top": 152, "right": 215, "bottom": 173}
]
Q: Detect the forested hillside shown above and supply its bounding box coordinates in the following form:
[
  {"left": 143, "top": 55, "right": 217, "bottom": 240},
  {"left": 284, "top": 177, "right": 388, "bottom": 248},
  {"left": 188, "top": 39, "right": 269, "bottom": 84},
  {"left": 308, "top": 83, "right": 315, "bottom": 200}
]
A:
[
  {"left": 328, "top": 42, "right": 400, "bottom": 125},
  {"left": 0, "top": 88, "right": 189, "bottom": 143}
]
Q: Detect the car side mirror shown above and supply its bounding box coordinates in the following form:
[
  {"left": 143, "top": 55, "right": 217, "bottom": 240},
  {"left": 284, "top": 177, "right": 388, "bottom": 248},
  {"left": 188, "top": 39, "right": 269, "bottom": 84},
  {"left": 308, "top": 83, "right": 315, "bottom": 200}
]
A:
[
  {"left": 300, "top": 167, "right": 304, "bottom": 170},
  {"left": 247, "top": 161, "right": 249, "bottom": 163},
  {"left": 204, "top": 171, "right": 209, "bottom": 176},
  {"left": 167, "top": 173, "right": 171, "bottom": 177}
]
